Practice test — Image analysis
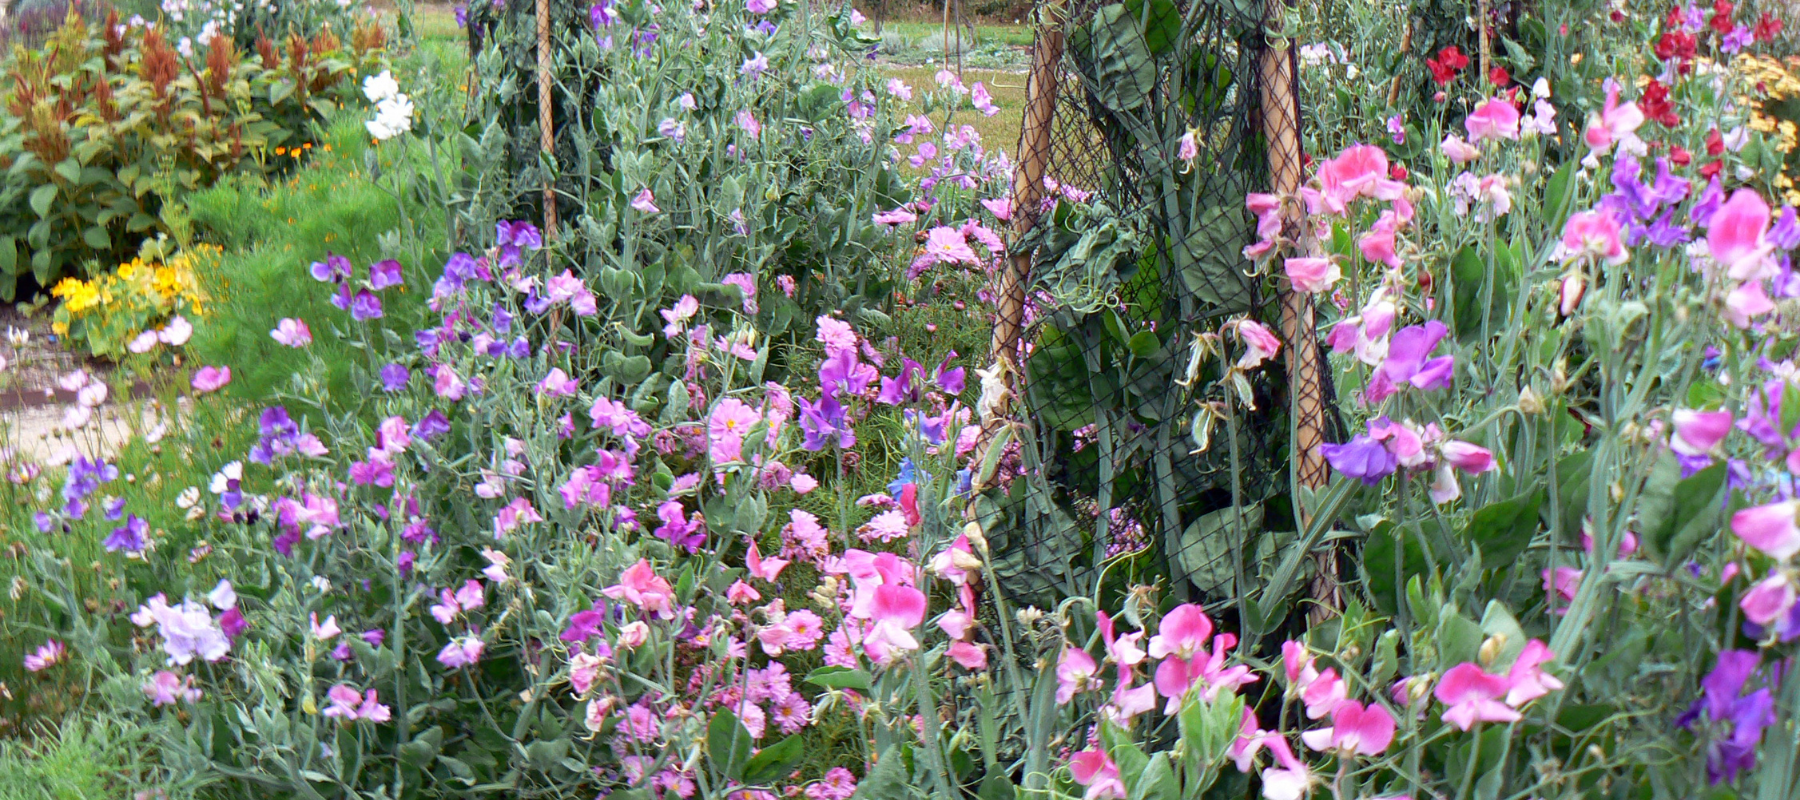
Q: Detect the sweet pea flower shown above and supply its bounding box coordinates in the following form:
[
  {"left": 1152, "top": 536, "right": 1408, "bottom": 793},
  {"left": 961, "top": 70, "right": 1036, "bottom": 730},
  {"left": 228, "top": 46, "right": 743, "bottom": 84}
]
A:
[
  {"left": 1561, "top": 210, "right": 1629, "bottom": 265},
  {"left": 1300, "top": 699, "right": 1396, "bottom": 756},
  {"left": 323, "top": 684, "right": 393, "bottom": 722},
  {"left": 1670, "top": 409, "right": 1734, "bottom": 456},
  {"left": 191, "top": 366, "right": 231, "bottom": 394},
  {"left": 1440, "top": 133, "right": 1482, "bottom": 164},
  {"left": 437, "top": 635, "right": 485, "bottom": 668},
  {"left": 271, "top": 318, "right": 312, "bottom": 347},
  {"left": 1068, "top": 749, "right": 1126, "bottom": 800},
  {"left": 1147, "top": 603, "right": 1214, "bottom": 660},
  {"left": 1236, "top": 320, "right": 1281, "bottom": 369},
  {"left": 1284, "top": 257, "right": 1341, "bottom": 293},
  {"left": 1321, "top": 435, "right": 1396, "bottom": 485},
  {"left": 1464, "top": 97, "right": 1521, "bottom": 142},
  {"left": 1056, "top": 646, "right": 1101, "bottom": 704},
  {"left": 1503, "top": 640, "right": 1565, "bottom": 706},
  {"left": 1434, "top": 663, "right": 1522, "bottom": 730},
  {"left": 631, "top": 189, "right": 660, "bottom": 214},
  {"left": 602, "top": 559, "right": 677, "bottom": 619},
  {"left": 1582, "top": 83, "right": 1645, "bottom": 155},
  {"left": 1709, "top": 189, "right": 1774, "bottom": 280},
  {"left": 143, "top": 670, "right": 202, "bottom": 706},
  {"left": 1731, "top": 501, "right": 1800, "bottom": 560}
]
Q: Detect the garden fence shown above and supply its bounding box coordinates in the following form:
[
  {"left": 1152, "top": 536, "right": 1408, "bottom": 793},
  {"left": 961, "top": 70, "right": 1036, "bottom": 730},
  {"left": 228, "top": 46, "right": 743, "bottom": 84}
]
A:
[{"left": 979, "top": 0, "right": 1343, "bottom": 620}]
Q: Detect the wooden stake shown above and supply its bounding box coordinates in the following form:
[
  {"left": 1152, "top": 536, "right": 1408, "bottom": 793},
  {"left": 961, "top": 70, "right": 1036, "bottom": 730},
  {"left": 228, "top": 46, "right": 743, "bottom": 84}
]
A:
[
  {"left": 1257, "top": 0, "right": 1336, "bottom": 621},
  {"left": 1477, "top": 0, "right": 1491, "bottom": 82},
  {"left": 537, "top": 0, "right": 557, "bottom": 237},
  {"left": 988, "top": 0, "right": 1063, "bottom": 379}
]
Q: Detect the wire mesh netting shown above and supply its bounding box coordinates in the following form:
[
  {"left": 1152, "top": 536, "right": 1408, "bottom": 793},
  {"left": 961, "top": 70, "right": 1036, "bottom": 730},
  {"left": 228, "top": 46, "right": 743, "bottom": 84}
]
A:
[{"left": 978, "top": 0, "right": 1339, "bottom": 612}]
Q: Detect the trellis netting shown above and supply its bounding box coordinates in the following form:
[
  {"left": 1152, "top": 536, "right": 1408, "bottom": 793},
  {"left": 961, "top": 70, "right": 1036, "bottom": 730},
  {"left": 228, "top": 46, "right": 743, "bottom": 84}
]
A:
[{"left": 974, "top": 0, "right": 1344, "bottom": 617}]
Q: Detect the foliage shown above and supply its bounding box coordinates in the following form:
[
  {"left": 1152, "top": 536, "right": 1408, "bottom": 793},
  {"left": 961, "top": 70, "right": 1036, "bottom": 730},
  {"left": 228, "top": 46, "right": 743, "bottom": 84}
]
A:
[
  {"left": 0, "top": 8, "right": 386, "bottom": 302},
  {"left": 48, "top": 238, "right": 213, "bottom": 357}
]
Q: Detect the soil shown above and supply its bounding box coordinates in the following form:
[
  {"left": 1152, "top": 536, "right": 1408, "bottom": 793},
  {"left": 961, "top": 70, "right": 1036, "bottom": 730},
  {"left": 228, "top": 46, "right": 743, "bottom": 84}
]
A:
[{"left": 0, "top": 303, "right": 164, "bottom": 467}]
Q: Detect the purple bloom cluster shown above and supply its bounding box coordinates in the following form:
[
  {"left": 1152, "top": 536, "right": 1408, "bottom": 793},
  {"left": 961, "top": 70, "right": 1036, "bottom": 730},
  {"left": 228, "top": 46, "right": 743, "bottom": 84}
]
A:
[
  {"left": 1598, "top": 156, "right": 1692, "bottom": 248},
  {"left": 310, "top": 253, "right": 402, "bottom": 322},
  {"left": 1678, "top": 650, "right": 1779, "bottom": 784}
]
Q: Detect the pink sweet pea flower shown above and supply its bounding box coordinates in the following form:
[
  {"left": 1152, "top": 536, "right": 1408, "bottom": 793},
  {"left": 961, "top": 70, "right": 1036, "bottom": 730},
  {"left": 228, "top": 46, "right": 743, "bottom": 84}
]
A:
[
  {"left": 1709, "top": 189, "right": 1774, "bottom": 280},
  {"left": 1561, "top": 210, "right": 1629, "bottom": 265},
  {"left": 1300, "top": 698, "right": 1396, "bottom": 756},
  {"left": 1146, "top": 603, "right": 1214, "bottom": 660},
  {"left": 862, "top": 584, "right": 928, "bottom": 655},
  {"left": 1068, "top": 749, "right": 1126, "bottom": 800},
  {"left": 538, "top": 367, "right": 579, "bottom": 397},
  {"left": 191, "top": 366, "right": 231, "bottom": 394},
  {"left": 601, "top": 559, "right": 677, "bottom": 618},
  {"left": 1503, "top": 639, "right": 1564, "bottom": 707},
  {"left": 1055, "top": 646, "right": 1100, "bottom": 704},
  {"left": 437, "top": 635, "right": 485, "bottom": 668},
  {"left": 1440, "top": 440, "right": 1495, "bottom": 473},
  {"left": 1670, "top": 409, "right": 1734, "bottom": 456},
  {"left": 1740, "top": 572, "right": 1798, "bottom": 625},
  {"left": 1284, "top": 257, "right": 1341, "bottom": 293},
  {"left": 1314, "top": 144, "right": 1402, "bottom": 215},
  {"left": 1464, "top": 97, "right": 1521, "bottom": 142},
  {"left": 1434, "top": 663, "right": 1522, "bottom": 730},
  {"left": 947, "top": 640, "right": 987, "bottom": 670},
  {"left": 1731, "top": 501, "right": 1800, "bottom": 560},
  {"left": 1726, "top": 280, "right": 1777, "bottom": 328},
  {"left": 631, "top": 189, "right": 660, "bottom": 214},
  {"left": 1440, "top": 133, "right": 1482, "bottom": 164},
  {"left": 1582, "top": 83, "right": 1644, "bottom": 154},
  {"left": 271, "top": 318, "right": 312, "bottom": 347},
  {"left": 1235, "top": 321, "right": 1282, "bottom": 370},
  {"left": 1301, "top": 667, "right": 1348, "bottom": 719},
  {"left": 1258, "top": 737, "right": 1317, "bottom": 800}
]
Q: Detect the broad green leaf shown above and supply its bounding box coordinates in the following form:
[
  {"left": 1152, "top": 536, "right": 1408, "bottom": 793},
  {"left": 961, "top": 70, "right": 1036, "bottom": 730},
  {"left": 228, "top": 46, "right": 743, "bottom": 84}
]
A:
[
  {"left": 804, "top": 665, "right": 874, "bottom": 693},
  {"left": 1088, "top": 4, "right": 1157, "bottom": 112},
  {"left": 742, "top": 735, "right": 806, "bottom": 785},
  {"left": 1463, "top": 490, "right": 1544, "bottom": 568},
  {"left": 1437, "top": 611, "right": 1483, "bottom": 666},
  {"left": 707, "top": 709, "right": 753, "bottom": 781},
  {"left": 1130, "top": 753, "right": 1179, "bottom": 800},
  {"left": 1477, "top": 600, "right": 1527, "bottom": 671},
  {"left": 1122, "top": 0, "right": 1180, "bottom": 56},
  {"left": 849, "top": 746, "right": 909, "bottom": 800},
  {"left": 1653, "top": 461, "right": 1729, "bottom": 565},
  {"left": 29, "top": 184, "right": 56, "bottom": 218},
  {"left": 1173, "top": 505, "right": 1262, "bottom": 597},
  {"left": 1361, "top": 521, "right": 1426, "bottom": 615}
]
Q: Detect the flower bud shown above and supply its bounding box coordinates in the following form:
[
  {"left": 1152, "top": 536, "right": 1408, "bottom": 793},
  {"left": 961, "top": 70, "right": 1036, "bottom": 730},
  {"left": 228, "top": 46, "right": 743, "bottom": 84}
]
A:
[
  {"left": 1519, "top": 386, "right": 1546, "bottom": 414},
  {"left": 1479, "top": 633, "right": 1507, "bottom": 666}
]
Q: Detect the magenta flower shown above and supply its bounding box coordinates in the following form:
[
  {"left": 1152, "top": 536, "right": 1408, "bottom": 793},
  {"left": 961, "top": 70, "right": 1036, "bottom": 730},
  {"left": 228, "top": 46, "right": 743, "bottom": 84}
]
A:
[
  {"left": 1235, "top": 320, "right": 1281, "bottom": 369},
  {"left": 1175, "top": 129, "right": 1197, "bottom": 161},
  {"left": 1464, "top": 97, "right": 1522, "bottom": 142},
  {"left": 1562, "top": 209, "right": 1630, "bottom": 265},
  {"left": 23, "top": 639, "right": 64, "bottom": 672},
  {"left": 1147, "top": 603, "right": 1214, "bottom": 660},
  {"left": 1741, "top": 572, "right": 1798, "bottom": 625},
  {"left": 1709, "top": 189, "right": 1773, "bottom": 280},
  {"left": 1310, "top": 144, "right": 1404, "bottom": 215},
  {"left": 1730, "top": 500, "right": 1800, "bottom": 561},
  {"left": 872, "top": 207, "right": 917, "bottom": 227},
  {"left": 493, "top": 497, "right": 543, "bottom": 539},
  {"left": 1581, "top": 83, "right": 1644, "bottom": 154},
  {"left": 1067, "top": 749, "right": 1125, "bottom": 800},
  {"left": 1434, "top": 663, "right": 1522, "bottom": 730},
  {"left": 630, "top": 189, "right": 660, "bottom": 214},
  {"left": 818, "top": 348, "right": 876, "bottom": 398},
  {"left": 1440, "top": 133, "right": 1482, "bottom": 164},
  {"left": 324, "top": 684, "right": 393, "bottom": 722},
  {"left": 191, "top": 366, "right": 231, "bottom": 394},
  {"left": 437, "top": 635, "right": 485, "bottom": 668},
  {"left": 538, "top": 367, "right": 579, "bottom": 397},
  {"left": 721, "top": 273, "right": 758, "bottom": 313},
  {"left": 862, "top": 584, "right": 927, "bottom": 655},
  {"left": 349, "top": 290, "right": 383, "bottom": 321},
  {"left": 1283, "top": 257, "right": 1340, "bottom": 293},
  {"left": 270, "top": 318, "right": 312, "bottom": 347},
  {"left": 922, "top": 226, "right": 980, "bottom": 266},
  {"left": 1671, "top": 408, "right": 1734, "bottom": 456},
  {"left": 1299, "top": 698, "right": 1396, "bottom": 756},
  {"left": 142, "top": 670, "right": 202, "bottom": 706},
  {"left": 707, "top": 398, "right": 762, "bottom": 463},
  {"left": 1503, "top": 639, "right": 1564, "bottom": 706},
  {"left": 601, "top": 559, "right": 677, "bottom": 619}
]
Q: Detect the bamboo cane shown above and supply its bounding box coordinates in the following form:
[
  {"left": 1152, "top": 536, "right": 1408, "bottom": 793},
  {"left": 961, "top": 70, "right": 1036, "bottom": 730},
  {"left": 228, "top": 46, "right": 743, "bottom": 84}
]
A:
[
  {"left": 537, "top": 0, "right": 557, "bottom": 237},
  {"left": 1257, "top": 0, "right": 1337, "bottom": 621}
]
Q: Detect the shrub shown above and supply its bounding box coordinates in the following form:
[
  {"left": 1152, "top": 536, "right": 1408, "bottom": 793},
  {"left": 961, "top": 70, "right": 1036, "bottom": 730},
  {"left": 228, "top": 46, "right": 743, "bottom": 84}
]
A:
[{"left": 0, "top": 8, "right": 386, "bottom": 302}]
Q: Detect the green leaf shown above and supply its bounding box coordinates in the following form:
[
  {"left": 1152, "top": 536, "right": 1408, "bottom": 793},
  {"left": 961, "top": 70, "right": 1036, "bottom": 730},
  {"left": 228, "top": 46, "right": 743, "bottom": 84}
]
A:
[
  {"left": 804, "top": 665, "right": 874, "bottom": 693},
  {"left": 1126, "top": 330, "right": 1160, "bottom": 359},
  {"left": 742, "top": 735, "right": 806, "bottom": 785},
  {"left": 849, "top": 746, "right": 909, "bottom": 800},
  {"left": 1462, "top": 490, "right": 1544, "bottom": 568},
  {"left": 1100, "top": 723, "right": 1150, "bottom": 790},
  {"left": 1477, "top": 601, "right": 1527, "bottom": 671},
  {"left": 524, "top": 737, "right": 568, "bottom": 770},
  {"left": 1651, "top": 460, "right": 1729, "bottom": 565},
  {"left": 977, "top": 773, "right": 1015, "bottom": 800},
  {"left": 82, "top": 226, "right": 111, "bottom": 251},
  {"left": 399, "top": 726, "right": 443, "bottom": 767},
  {"left": 1542, "top": 161, "right": 1576, "bottom": 227},
  {"left": 1172, "top": 505, "right": 1262, "bottom": 597},
  {"left": 1437, "top": 611, "right": 1483, "bottom": 665},
  {"left": 1130, "top": 753, "right": 1179, "bottom": 800},
  {"left": 1087, "top": 4, "right": 1157, "bottom": 112},
  {"left": 707, "top": 709, "right": 753, "bottom": 781},
  {"left": 1362, "top": 521, "right": 1426, "bottom": 615},
  {"left": 29, "top": 184, "right": 56, "bottom": 218},
  {"left": 1121, "top": 0, "right": 1180, "bottom": 56}
]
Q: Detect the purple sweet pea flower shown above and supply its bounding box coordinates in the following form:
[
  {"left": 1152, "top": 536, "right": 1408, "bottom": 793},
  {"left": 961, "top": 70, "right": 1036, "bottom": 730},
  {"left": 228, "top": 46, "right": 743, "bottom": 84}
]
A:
[
  {"left": 876, "top": 358, "right": 924, "bottom": 405},
  {"left": 412, "top": 410, "right": 452, "bottom": 441},
  {"left": 309, "top": 254, "right": 352, "bottom": 283},
  {"left": 561, "top": 609, "right": 606, "bottom": 642},
  {"left": 369, "top": 259, "right": 404, "bottom": 290},
  {"left": 379, "top": 364, "right": 411, "bottom": 392},
  {"left": 1320, "top": 435, "right": 1397, "bottom": 485},
  {"left": 219, "top": 607, "right": 248, "bottom": 638},
  {"left": 799, "top": 394, "right": 855, "bottom": 451},
  {"left": 350, "top": 290, "right": 383, "bottom": 321},
  {"left": 1772, "top": 206, "right": 1800, "bottom": 251},
  {"left": 1680, "top": 650, "right": 1777, "bottom": 785},
  {"left": 818, "top": 348, "right": 876, "bottom": 399},
  {"left": 1691, "top": 176, "right": 1724, "bottom": 227},
  {"left": 103, "top": 515, "right": 148, "bottom": 553},
  {"left": 454, "top": 3, "right": 467, "bottom": 25},
  {"left": 1365, "top": 321, "right": 1454, "bottom": 402}
]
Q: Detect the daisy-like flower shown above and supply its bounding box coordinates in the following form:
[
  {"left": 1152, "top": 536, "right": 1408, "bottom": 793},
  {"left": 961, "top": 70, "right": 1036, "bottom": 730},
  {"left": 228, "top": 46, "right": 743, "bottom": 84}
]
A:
[{"left": 24, "top": 639, "right": 65, "bottom": 672}]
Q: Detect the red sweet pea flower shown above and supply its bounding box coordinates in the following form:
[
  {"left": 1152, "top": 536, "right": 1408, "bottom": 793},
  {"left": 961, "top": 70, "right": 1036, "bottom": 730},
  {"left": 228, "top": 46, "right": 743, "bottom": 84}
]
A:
[
  {"left": 1488, "top": 66, "right": 1510, "bottom": 86},
  {"left": 1640, "top": 79, "right": 1680, "bottom": 127},
  {"left": 1707, "top": 127, "right": 1725, "bottom": 156},
  {"left": 1427, "top": 45, "right": 1469, "bottom": 86},
  {"left": 1670, "top": 144, "right": 1692, "bottom": 165},
  {"left": 1700, "top": 159, "right": 1723, "bottom": 179},
  {"left": 1709, "top": 0, "right": 1734, "bottom": 34},
  {"left": 1755, "top": 12, "right": 1783, "bottom": 41}
]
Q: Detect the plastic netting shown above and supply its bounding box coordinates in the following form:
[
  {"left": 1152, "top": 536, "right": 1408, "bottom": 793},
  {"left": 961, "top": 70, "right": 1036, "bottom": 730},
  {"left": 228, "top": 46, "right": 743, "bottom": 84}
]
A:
[{"left": 979, "top": 0, "right": 1340, "bottom": 611}]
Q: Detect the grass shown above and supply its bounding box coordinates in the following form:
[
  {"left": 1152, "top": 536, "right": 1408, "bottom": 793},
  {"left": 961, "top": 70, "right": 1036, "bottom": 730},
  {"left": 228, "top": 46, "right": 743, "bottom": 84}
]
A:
[
  {"left": 0, "top": 717, "right": 148, "bottom": 800},
  {"left": 880, "top": 64, "right": 1027, "bottom": 159}
]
